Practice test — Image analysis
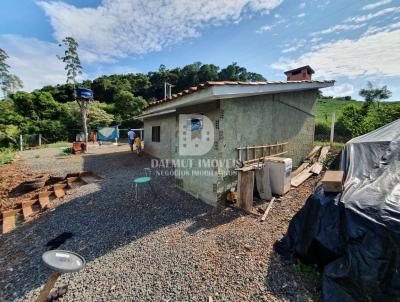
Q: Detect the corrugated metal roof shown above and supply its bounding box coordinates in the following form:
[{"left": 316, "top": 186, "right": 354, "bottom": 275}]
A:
[{"left": 144, "top": 80, "right": 334, "bottom": 109}]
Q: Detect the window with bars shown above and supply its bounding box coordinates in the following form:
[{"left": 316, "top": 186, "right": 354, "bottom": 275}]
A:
[{"left": 152, "top": 126, "right": 160, "bottom": 142}]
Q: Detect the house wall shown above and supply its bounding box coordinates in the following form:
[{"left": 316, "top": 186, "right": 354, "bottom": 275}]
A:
[
  {"left": 144, "top": 89, "right": 318, "bottom": 206},
  {"left": 143, "top": 113, "right": 176, "bottom": 159},
  {"left": 217, "top": 89, "right": 318, "bottom": 197},
  {"left": 174, "top": 101, "right": 220, "bottom": 205}
]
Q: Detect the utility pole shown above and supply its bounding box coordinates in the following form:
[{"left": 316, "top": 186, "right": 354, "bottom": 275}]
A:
[
  {"left": 164, "top": 82, "right": 174, "bottom": 99},
  {"left": 330, "top": 112, "right": 335, "bottom": 145}
]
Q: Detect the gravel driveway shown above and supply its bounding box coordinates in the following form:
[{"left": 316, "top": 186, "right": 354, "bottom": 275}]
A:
[{"left": 0, "top": 145, "right": 321, "bottom": 301}]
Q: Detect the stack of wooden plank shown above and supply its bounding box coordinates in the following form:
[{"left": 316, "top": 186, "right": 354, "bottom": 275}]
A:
[
  {"left": 1, "top": 171, "right": 104, "bottom": 234},
  {"left": 291, "top": 145, "right": 330, "bottom": 187}
]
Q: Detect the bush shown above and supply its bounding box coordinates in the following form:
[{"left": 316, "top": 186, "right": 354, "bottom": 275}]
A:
[
  {"left": 335, "top": 103, "right": 400, "bottom": 139},
  {"left": 0, "top": 148, "right": 15, "bottom": 165}
]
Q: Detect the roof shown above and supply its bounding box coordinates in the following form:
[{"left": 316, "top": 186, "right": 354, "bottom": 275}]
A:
[
  {"left": 284, "top": 65, "right": 315, "bottom": 75},
  {"left": 140, "top": 80, "right": 334, "bottom": 118}
]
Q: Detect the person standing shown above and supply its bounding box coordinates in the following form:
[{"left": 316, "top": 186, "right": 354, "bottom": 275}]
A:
[
  {"left": 127, "top": 129, "right": 135, "bottom": 152},
  {"left": 134, "top": 135, "right": 142, "bottom": 156}
]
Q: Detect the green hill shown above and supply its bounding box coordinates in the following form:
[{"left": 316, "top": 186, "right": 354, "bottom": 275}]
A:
[
  {"left": 316, "top": 98, "right": 361, "bottom": 126},
  {"left": 316, "top": 98, "right": 400, "bottom": 126}
]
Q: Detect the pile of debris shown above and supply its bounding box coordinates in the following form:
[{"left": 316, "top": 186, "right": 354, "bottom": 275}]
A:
[
  {"left": 0, "top": 171, "right": 104, "bottom": 234},
  {"left": 291, "top": 145, "right": 330, "bottom": 187}
]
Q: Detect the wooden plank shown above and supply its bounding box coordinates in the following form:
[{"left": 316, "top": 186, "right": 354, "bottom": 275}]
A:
[
  {"left": 292, "top": 163, "right": 310, "bottom": 177},
  {"left": 291, "top": 165, "right": 315, "bottom": 187},
  {"left": 38, "top": 191, "right": 52, "bottom": 208},
  {"left": 237, "top": 171, "right": 254, "bottom": 212},
  {"left": 243, "top": 151, "right": 288, "bottom": 165},
  {"left": 307, "top": 146, "right": 322, "bottom": 161},
  {"left": 3, "top": 216, "right": 16, "bottom": 233},
  {"left": 318, "top": 146, "right": 330, "bottom": 163},
  {"left": 236, "top": 154, "right": 289, "bottom": 171},
  {"left": 53, "top": 184, "right": 67, "bottom": 198},
  {"left": 255, "top": 164, "right": 272, "bottom": 200},
  {"left": 311, "top": 162, "right": 323, "bottom": 175},
  {"left": 236, "top": 142, "right": 288, "bottom": 150},
  {"left": 260, "top": 197, "right": 276, "bottom": 221},
  {"left": 22, "top": 199, "right": 38, "bottom": 219},
  {"left": 2, "top": 209, "right": 20, "bottom": 234}
]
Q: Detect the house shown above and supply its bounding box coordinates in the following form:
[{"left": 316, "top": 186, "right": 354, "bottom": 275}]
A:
[{"left": 138, "top": 69, "right": 334, "bottom": 205}]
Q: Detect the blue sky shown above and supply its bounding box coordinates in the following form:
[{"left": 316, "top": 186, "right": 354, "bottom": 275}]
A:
[{"left": 1, "top": 0, "right": 399, "bottom": 100}]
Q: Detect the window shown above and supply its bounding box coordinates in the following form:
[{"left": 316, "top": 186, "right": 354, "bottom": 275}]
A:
[{"left": 152, "top": 126, "right": 160, "bottom": 142}]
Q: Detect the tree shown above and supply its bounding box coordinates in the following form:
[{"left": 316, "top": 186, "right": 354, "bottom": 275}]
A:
[
  {"left": 114, "top": 90, "right": 147, "bottom": 126},
  {"left": 218, "top": 62, "right": 266, "bottom": 81},
  {"left": 335, "top": 104, "right": 365, "bottom": 138},
  {"left": 0, "top": 48, "right": 23, "bottom": 98},
  {"left": 57, "top": 37, "right": 89, "bottom": 146},
  {"left": 198, "top": 64, "right": 219, "bottom": 83},
  {"left": 64, "top": 101, "right": 114, "bottom": 131},
  {"left": 359, "top": 81, "right": 391, "bottom": 107}
]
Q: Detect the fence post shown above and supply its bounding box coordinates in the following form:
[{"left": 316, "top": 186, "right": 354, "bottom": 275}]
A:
[
  {"left": 39, "top": 134, "right": 42, "bottom": 146},
  {"left": 20, "top": 135, "right": 23, "bottom": 151},
  {"left": 330, "top": 112, "right": 335, "bottom": 145}
]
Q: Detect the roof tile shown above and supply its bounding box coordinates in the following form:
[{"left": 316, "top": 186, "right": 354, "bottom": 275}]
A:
[{"left": 144, "top": 80, "right": 334, "bottom": 109}]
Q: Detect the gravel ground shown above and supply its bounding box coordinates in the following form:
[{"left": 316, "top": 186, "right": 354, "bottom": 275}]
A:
[{"left": 0, "top": 145, "right": 321, "bottom": 301}]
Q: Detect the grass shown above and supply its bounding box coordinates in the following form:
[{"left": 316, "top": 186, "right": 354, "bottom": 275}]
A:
[
  {"left": 314, "top": 140, "right": 345, "bottom": 149},
  {"left": 316, "top": 98, "right": 360, "bottom": 126},
  {"left": 0, "top": 148, "right": 15, "bottom": 166},
  {"left": 46, "top": 141, "right": 71, "bottom": 148},
  {"left": 292, "top": 259, "right": 321, "bottom": 282},
  {"left": 316, "top": 98, "right": 400, "bottom": 126},
  {"left": 57, "top": 150, "right": 71, "bottom": 157}
]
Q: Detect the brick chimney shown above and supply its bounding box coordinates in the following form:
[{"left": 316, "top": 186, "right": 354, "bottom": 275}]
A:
[{"left": 284, "top": 65, "right": 314, "bottom": 81}]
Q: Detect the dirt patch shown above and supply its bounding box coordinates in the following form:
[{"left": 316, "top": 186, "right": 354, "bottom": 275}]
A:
[{"left": 0, "top": 162, "right": 45, "bottom": 212}]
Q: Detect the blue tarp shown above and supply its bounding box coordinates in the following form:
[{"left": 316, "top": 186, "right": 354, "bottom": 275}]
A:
[{"left": 97, "top": 126, "right": 119, "bottom": 141}]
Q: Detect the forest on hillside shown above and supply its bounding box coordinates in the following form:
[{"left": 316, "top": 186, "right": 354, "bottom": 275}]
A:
[
  {"left": 1, "top": 55, "right": 399, "bottom": 148},
  {"left": 0, "top": 62, "right": 266, "bottom": 145}
]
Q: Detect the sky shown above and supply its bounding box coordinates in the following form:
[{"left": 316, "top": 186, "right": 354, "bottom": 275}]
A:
[{"left": 0, "top": 0, "right": 399, "bottom": 100}]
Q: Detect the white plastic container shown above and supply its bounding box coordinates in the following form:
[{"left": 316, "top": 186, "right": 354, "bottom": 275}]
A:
[{"left": 266, "top": 157, "right": 292, "bottom": 195}]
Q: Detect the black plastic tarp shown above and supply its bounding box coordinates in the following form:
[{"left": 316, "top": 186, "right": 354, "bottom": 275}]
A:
[{"left": 275, "top": 119, "right": 400, "bottom": 301}]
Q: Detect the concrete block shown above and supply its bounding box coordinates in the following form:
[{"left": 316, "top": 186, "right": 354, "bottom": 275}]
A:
[{"left": 322, "top": 170, "right": 344, "bottom": 192}]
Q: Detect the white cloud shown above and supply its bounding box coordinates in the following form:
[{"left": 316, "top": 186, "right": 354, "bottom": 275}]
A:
[
  {"left": 362, "top": 21, "right": 400, "bottom": 36},
  {"left": 256, "top": 25, "right": 274, "bottom": 33},
  {"left": 282, "top": 39, "right": 305, "bottom": 53},
  {"left": 38, "top": 0, "right": 283, "bottom": 62},
  {"left": 297, "top": 13, "right": 306, "bottom": 18},
  {"left": 271, "top": 29, "right": 400, "bottom": 79},
  {"left": 282, "top": 46, "right": 300, "bottom": 53},
  {"left": 0, "top": 35, "right": 84, "bottom": 92},
  {"left": 362, "top": 0, "right": 392, "bottom": 10},
  {"left": 323, "top": 83, "right": 354, "bottom": 97},
  {"left": 311, "top": 23, "right": 366, "bottom": 36},
  {"left": 348, "top": 6, "right": 400, "bottom": 23},
  {"left": 299, "top": 2, "right": 306, "bottom": 9}
]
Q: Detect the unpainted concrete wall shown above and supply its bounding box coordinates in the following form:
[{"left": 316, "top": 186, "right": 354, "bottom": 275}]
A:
[
  {"left": 144, "top": 90, "right": 318, "bottom": 206},
  {"left": 143, "top": 114, "right": 176, "bottom": 159},
  {"left": 175, "top": 101, "right": 220, "bottom": 205},
  {"left": 217, "top": 90, "right": 318, "bottom": 194}
]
